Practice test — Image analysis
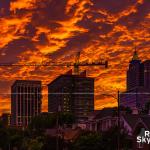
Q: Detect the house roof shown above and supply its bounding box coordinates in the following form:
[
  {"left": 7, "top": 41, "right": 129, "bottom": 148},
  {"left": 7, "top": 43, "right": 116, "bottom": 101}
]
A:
[
  {"left": 45, "top": 127, "right": 81, "bottom": 142},
  {"left": 88, "top": 108, "right": 117, "bottom": 120},
  {"left": 122, "top": 114, "right": 140, "bottom": 129},
  {"left": 63, "top": 128, "right": 81, "bottom": 141},
  {"left": 140, "top": 116, "right": 150, "bottom": 129},
  {"left": 122, "top": 114, "right": 150, "bottom": 130}
]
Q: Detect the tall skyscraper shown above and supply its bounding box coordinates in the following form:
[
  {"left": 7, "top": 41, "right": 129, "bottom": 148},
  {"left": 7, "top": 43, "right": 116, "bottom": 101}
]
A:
[
  {"left": 121, "top": 50, "right": 150, "bottom": 110},
  {"left": 11, "top": 80, "right": 42, "bottom": 127},
  {"left": 127, "top": 50, "right": 144, "bottom": 90},
  {"left": 0, "top": 0, "right": 10, "bottom": 17},
  {"left": 48, "top": 70, "right": 94, "bottom": 122},
  {"left": 143, "top": 60, "right": 150, "bottom": 89}
]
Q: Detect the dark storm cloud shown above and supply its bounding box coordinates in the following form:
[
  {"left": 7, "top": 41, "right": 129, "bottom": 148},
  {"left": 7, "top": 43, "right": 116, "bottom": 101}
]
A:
[
  {"left": 50, "top": 12, "right": 114, "bottom": 59},
  {"left": 49, "top": 30, "right": 95, "bottom": 59},
  {"left": 31, "top": 0, "right": 68, "bottom": 23},
  {"left": 37, "top": 32, "right": 49, "bottom": 45},
  {"left": 0, "top": 38, "right": 36, "bottom": 63},
  {"left": 77, "top": 16, "right": 113, "bottom": 34},
  {"left": 24, "top": 23, "right": 37, "bottom": 37},
  {"left": 108, "top": 49, "right": 131, "bottom": 58},
  {"left": 91, "top": 0, "right": 137, "bottom": 13},
  {"left": 0, "top": 0, "right": 10, "bottom": 17},
  {"left": 119, "top": 41, "right": 134, "bottom": 47},
  {"left": 42, "top": 0, "right": 67, "bottom": 21},
  {"left": 49, "top": 22, "right": 62, "bottom": 30},
  {"left": 118, "top": 0, "right": 150, "bottom": 27},
  {"left": 15, "top": 23, "right": 37, "bottom": 37}
]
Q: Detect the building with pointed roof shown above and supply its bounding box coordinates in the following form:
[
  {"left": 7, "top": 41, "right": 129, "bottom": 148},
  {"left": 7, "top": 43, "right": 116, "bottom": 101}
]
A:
[
  {"left": 120, "top": 50, "right": 150, "bottom": 111},
  {"left": 132, "top": 48, "right": 140, "bottom": 61},
  {"left": 127, "top": 49, "right": 143, "bottom": 90},
  {"left": 132, "top": 115, "right": 150, "bottom": 150}
]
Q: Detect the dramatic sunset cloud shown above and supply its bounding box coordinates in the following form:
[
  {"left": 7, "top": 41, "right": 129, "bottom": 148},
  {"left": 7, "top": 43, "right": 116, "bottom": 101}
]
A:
[{"left": 0, "top": 0, "right": 150, "bottom": 114}]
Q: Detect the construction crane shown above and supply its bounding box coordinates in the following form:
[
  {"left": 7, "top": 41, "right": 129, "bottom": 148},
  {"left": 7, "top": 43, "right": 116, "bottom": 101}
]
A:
[
  {"left": 70, "top": 51, "right": 108, "bottom": 75},
  {"left": 0, "top": 51, "right": 108, "bottom": 150},
  {"left": 0, "top": 52, "right": 108, "bottom": 73}
]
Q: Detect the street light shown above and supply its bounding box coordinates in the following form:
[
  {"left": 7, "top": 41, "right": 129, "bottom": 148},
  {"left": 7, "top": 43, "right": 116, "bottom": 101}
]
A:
[
  {"left": 56, "top": 105, "right": 62, "bottom": 150},
  {"left": 102, "top": 90, "right": 120, "bottom": 150}
]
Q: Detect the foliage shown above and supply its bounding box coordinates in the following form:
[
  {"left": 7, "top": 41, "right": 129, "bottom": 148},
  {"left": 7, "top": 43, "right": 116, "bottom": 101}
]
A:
[
  {"left": 72, "top": 132, "right": 103, "bottom": 150},
  {"left": 0, "top": 120, "right": 4, "bottom": 129},
  {"left": 0, "top": 112, "right": 132, "bottom": 150},
  {"left": 23, "top": 137, "right": 44, "bottom": 150},
  {"left": 58, "top": 112, "right": 75, "bottom": 126},
  {"left": 0, "top": 128, "right": 10, "bottom": 150},
  {"left": 42, "top": 136, "right": 64, "bottom": 150},
  {"left": 29, "top": 113, "right": 56, "bottom": 130},
  {"left": 72, "top": 127, "right": 132, "bottom": 150},
  {"left": 29, "top": 112, "right": 75, "bottom": 130}
]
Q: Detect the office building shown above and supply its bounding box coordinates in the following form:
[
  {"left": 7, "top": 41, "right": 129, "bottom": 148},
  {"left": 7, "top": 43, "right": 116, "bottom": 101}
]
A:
[
  {"left": 11, "top": 80, "right": 42, "bottom": 127},
  {"left": 48, "top": 70, "right": 94, "bottom": 122}
]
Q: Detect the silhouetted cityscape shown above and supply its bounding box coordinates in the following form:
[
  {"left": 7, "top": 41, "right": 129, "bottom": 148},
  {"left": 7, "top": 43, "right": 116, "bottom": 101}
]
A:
[
  {"left": 1, "top": 50, "right": 150, "bottom": 149},
  {"left": 0, "top": 0, "right": 150, "bottom": 149}
]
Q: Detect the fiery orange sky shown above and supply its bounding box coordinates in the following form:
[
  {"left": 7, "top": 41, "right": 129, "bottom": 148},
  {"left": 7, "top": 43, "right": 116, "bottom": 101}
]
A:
[{"left": 0, "top": 0, "right": 150, "bottom": 115}]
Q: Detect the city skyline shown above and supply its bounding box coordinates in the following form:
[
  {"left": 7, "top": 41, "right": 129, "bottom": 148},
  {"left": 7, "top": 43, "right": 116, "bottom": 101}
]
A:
[{"left": 0, "top": 0, "right": 150, "bottom": 114}]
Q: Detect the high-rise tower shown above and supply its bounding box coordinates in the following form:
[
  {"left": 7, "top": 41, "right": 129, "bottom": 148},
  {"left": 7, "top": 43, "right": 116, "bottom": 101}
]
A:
[
  {"left": 127, "top": 50, "right": 144, "bottom": 90},
  {"left": 143, "top": 60, "right": 150, "bottom": 89},
  {"left": 121, "top": 50, "right": 150, "bottom": 111},
  {"left": 48, "top": 70, "right": 94, "bottom": 122}
]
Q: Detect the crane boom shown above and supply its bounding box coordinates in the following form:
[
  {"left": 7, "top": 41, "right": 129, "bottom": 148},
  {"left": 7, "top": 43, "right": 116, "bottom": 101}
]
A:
[{"left": 0, "top": 52, "right": 108, "bottom": 73}]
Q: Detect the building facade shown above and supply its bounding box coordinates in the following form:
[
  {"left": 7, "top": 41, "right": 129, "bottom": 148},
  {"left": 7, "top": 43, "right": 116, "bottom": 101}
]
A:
[
  {"left": 120, "top": 51, "right": 150, "bottom": 110},
  {"left": 11, "top": 80, "right": 42, "bottom": 127},
  {"left": 85, "top": 108, "right": 118, "bottom": 132},
  {"left": 127, "top": 51, "right": 144, "bottom": 90},
  {"left": 48, "top": 70, "right": 94, "bottom": 122}
]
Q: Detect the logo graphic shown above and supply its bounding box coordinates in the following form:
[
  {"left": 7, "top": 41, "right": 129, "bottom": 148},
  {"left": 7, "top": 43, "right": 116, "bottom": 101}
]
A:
[{"left": 137, "top": 128, "right": 150, "bottom": 144}]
